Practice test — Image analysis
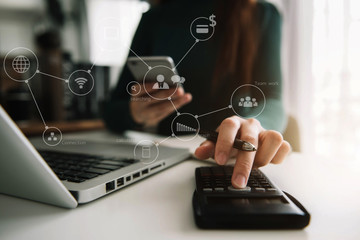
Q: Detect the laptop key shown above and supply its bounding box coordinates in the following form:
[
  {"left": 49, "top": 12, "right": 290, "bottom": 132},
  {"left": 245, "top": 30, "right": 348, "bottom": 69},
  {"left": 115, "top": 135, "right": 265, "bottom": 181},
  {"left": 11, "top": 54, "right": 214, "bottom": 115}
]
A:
[
  {"left": 111, "top": 157, "right": 131, "bottom": 162},
  {"left": 39, "top": 151, "right": 136, "bottom": 182},
  {"left": 57, "top": 164, "right": 69, "bottom": 170},
  {"left": 78, "top": 172, "right": 98, "bottom": 179},
  {"left": 99, "top": 160, "right": 125, "bottom": 166},
  {"left": 122, "top": 159, "right": 139, "bottom": 164},
  {"left": 68, "top": 165, "right": 83, "bottom": 171},
  {"left": 67, "top": 177, "right": 86, "bottom": 183},
  {"left": 93, "top": 164, "right": 122, "bottom": 170},
  {"left": 63, "top": 170, "right": 81, "bottom": 177},
  {"left": 79, "top": 162, "right": 92, "bottom": 167},
  {"left": 83, "top": 158, "right": 101, "bottom": 163},
  {"left": 85, "top": 168, "right": 110, "bottom": 175},
  {"left": 57, "top": 174, "right": 67, "bottom": 180}
]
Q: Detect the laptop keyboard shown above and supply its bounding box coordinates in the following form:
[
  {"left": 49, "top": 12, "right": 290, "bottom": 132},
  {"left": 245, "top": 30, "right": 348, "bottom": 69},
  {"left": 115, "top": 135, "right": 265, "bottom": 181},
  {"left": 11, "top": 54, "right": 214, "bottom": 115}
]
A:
[{"left": 39, "top": 150, "right": 139, "bottom": 183}]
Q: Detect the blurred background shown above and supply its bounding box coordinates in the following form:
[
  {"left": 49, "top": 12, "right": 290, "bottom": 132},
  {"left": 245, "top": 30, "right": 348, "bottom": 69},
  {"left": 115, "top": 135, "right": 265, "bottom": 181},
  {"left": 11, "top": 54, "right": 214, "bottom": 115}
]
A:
[{"left": 0, "top": 0, "right": 359, "bottom": 162}]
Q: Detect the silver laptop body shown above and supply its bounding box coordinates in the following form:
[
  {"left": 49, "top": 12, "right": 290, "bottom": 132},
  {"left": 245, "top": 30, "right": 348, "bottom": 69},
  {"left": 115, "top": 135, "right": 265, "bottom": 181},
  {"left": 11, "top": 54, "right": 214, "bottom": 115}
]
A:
[{"left": 0, "top": 106, "right": 190, "bottom": 208}]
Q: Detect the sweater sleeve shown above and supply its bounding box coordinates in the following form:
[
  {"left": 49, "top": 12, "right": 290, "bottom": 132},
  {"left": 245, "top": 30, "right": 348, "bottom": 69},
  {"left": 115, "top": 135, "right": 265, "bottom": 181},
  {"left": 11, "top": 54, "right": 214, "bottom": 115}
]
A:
[
  {"left": 103, "top": 12, "right": 152, "bottom": 134},
  {"left": 253, "top": 2, "right": 287, "bottom": 133}
]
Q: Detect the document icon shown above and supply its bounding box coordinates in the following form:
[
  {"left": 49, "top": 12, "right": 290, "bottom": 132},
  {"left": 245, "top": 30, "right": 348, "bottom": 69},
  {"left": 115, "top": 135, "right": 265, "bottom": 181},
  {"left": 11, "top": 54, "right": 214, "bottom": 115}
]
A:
[{"left": 142, "top": 146, "right": 151, "bottom": 159}]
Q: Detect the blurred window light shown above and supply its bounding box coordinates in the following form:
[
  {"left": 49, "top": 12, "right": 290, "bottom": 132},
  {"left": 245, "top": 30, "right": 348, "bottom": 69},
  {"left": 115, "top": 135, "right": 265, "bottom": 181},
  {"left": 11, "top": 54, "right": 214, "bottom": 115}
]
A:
[
  {"left": 312, "top": 0, "right": 360, "bottom": 161},
  {"left": 86, "top": 0, "right": 149, "bottom": 67}
]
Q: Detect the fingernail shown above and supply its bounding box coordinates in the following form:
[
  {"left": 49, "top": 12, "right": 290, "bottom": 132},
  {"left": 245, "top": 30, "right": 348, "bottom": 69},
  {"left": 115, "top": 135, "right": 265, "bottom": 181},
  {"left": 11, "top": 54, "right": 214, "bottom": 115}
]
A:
[
  {"left": 216, "top": 152, "right": 227, "bottom": 165},
  {"left": 200, "top": 141, "right": 210, "bottom": 147},
  {"left": 233, "top": 174, "right": 247, "bottom": 188},
  {"left": 177, "top": 87, "right": 184, "bottom": 95}
]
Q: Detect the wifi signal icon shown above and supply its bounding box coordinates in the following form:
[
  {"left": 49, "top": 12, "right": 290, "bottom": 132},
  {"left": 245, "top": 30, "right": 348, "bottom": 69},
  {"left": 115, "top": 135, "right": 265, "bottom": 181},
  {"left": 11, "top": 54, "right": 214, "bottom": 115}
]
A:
[{"left": 74, "top": 77, "right": 88, "bottom": 89}]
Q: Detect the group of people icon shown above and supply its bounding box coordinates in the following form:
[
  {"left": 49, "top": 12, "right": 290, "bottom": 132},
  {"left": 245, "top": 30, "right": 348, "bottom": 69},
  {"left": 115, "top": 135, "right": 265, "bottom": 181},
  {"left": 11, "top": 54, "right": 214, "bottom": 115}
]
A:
[{"left": 239, "top": 96, "right": 258, "bottom": 108}]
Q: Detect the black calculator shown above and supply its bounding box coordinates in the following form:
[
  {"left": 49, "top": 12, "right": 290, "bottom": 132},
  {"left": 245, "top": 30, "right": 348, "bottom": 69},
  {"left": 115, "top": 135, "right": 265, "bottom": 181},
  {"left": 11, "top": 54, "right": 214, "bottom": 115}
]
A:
[{"left": 192, "top": 166, "right": 310, "bottom": 229}]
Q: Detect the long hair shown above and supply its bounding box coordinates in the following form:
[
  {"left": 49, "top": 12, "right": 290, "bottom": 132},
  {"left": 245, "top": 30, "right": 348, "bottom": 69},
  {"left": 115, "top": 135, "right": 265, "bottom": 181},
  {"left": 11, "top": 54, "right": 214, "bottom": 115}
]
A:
[
  {"left": 154, "top": 0, "right": 259, "bottom": 93},
  {"left": 212, "top": 0, "right": 259, "bottom": 93}
]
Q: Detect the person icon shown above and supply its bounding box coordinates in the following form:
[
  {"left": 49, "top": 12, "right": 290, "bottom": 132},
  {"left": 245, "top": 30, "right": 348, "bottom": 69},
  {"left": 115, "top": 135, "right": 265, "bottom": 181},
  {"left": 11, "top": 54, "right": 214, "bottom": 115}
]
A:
[
  {"left": 252, "top": 98, "right": 258, "bottom": 107},
  {"left": 243, "top": 96, "right": 253, "bottom": 107},
  {"left": 238, "top": 98, "right": 244, "bottom": 107},
  {"left": 152, "top": 74, "right": 169, "bottom": 89}
]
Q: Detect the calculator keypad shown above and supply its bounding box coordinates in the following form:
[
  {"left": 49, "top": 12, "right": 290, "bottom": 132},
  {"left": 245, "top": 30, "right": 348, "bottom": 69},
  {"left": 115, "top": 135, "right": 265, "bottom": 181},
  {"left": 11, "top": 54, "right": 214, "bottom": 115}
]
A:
[{"left": 197, "top": 166, "right": 282, "bottom": 196}]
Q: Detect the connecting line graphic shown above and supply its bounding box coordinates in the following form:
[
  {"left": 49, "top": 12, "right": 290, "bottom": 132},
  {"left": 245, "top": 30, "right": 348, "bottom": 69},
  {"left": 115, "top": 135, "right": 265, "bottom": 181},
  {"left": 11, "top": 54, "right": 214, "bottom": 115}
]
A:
[
  {"left": 88, "top": 49, "right": 105, "bottom": 71},
  {"left": 89, "top": 59, "right": 98, "bottom": 71},
  {"left": 37, "top": 71, "right": 68, "bottom": 82},
  {"left": 168, "top": 98, "right": 179, "bottom": 114},
  {"left": 110, "top": 15, "right": 218, "bottom": 152},
  {"left": 25, "top": 82, "right": 47, "bottom": 128},
  {"left": 158, "top": 135, "right": 173, "bottom": 145},
  {"left": 196, "top": 105, "right": 232, "bottom": 118},
  {"left": 128, "top": 47, "right": 150, "bottom": 69},
  {"left": 173, "top": 40, "right": 198, "bottom": 70}
]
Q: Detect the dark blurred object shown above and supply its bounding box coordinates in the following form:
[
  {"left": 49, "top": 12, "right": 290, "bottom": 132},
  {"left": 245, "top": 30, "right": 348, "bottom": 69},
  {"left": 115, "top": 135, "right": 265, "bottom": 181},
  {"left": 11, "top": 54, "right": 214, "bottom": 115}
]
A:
[
  {"left": 46, "top": 0, "right": 65, "bottom": 27},
  {"left": 62, "top": 52, "right": 75, "bottom": 120},
  {"left": 67, "top": 63, "right": 110, "bottom": 120},
  {"left": 1, "top": 53, "right": 110, "bottom": 123},
  {"left": 3, "top": 88, "right": 32, "bottom": 121},
  {"left": 18, "top": 119, "right": 105, "bottom": 137},
  {"left": 1, "top": 0, "right": 108, "bottom": 126},
  {"left": 0, "top": 56, "right": 36, "bottom": 121},
  {"left": 36, "top": 30, "right": 65, "bottom": 121},
  {"left": 36, "top": 30, "right": 61, "bottom": 50}
]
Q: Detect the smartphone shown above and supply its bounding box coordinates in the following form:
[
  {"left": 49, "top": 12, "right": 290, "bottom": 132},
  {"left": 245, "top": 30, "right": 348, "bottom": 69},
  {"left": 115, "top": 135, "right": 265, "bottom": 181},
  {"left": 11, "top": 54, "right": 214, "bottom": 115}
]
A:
[{"left": 127, "top": 56, "right": 179, "bottom": 84}]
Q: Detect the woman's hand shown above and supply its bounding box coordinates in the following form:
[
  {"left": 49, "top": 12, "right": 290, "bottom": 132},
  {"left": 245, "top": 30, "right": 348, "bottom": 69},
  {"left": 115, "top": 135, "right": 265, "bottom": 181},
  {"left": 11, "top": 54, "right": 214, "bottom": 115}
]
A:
[
  {"left": 130, "top": 83, "right": 192, "bottom": 127},
  {"left": 194, "top": 116, "right": 291, "bottom": 188}
]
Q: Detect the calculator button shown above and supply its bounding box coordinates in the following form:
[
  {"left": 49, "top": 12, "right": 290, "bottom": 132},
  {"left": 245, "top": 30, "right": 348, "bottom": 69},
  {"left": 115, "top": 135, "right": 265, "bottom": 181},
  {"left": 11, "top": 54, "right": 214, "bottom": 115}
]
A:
[
  {"left": 200, "top": 168, "right": 212, "bottom": 176},
  {"left": 203, "top": 188, "right": 213, "bottom": 192},
  {"left": 215, "top": 184, "right": 225, "bottom": 188},
  {"left": 228, "top": 186, "right": 251, "bottom": 192},
  {"left": 214, "top": 187, "right": 224, "bottom": 191},
  {"left": 254, "top": 187, "right": 265, "bottom": 192},
  {"left": 266, "top": 188, "right": 277, "bottom": 192}
]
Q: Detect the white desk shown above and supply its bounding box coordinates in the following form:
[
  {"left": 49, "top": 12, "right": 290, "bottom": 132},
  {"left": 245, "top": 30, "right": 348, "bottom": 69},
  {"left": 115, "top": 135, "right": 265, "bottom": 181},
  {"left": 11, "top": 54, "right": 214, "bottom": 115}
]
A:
[{"left": 1, "top": 131, "right": 360, "bottom": 240}]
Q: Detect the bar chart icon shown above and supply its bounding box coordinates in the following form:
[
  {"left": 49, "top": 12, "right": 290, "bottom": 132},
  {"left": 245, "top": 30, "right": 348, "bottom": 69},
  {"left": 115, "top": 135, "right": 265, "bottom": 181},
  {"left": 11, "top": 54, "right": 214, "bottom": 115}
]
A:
[{"left": 176, "top": 123, "right": 197, "bottom": 132}]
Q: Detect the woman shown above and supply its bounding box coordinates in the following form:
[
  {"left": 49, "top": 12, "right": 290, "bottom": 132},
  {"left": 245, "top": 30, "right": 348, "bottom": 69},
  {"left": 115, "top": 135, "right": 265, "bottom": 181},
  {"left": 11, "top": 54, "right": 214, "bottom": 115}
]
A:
[{"left": 104, "top": 0, "right": 291, "bottom": 188}]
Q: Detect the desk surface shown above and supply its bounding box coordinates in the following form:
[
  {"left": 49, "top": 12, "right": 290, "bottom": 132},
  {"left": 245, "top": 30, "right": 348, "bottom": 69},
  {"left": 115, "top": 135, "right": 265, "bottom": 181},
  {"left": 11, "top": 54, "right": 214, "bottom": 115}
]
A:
[{"left": 1, "top": 131, "right": 360, "bottom": 240}]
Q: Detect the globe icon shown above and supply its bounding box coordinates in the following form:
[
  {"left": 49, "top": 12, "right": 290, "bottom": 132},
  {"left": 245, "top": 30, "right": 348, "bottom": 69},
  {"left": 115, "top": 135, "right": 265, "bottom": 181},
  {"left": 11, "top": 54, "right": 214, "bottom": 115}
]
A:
[{"left": 12, "top": 55, "right": 30, "bottom": 74}]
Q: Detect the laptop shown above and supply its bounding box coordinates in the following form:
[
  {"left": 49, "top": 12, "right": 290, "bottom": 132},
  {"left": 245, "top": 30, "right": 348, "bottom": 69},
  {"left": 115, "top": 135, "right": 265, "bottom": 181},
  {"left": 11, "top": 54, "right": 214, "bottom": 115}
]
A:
[{"left": 0, "top": 105, "right": 190, "bottom": 208}]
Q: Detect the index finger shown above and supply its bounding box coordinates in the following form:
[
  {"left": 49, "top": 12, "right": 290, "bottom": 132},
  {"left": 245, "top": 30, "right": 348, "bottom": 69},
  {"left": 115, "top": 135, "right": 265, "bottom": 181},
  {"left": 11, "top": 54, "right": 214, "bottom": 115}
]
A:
[
  {"left": 214, "top": 116, "right": 241, "bottom": 165},
  {"left": 232, "top": 120, "right": 260, "bottom": 188}
]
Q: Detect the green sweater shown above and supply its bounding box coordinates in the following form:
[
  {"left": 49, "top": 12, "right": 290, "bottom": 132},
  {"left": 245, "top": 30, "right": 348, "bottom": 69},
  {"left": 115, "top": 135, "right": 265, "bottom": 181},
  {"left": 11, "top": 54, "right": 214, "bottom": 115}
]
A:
[{"left": 104, "top": 0, "right": 286, "bottom": 135}]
